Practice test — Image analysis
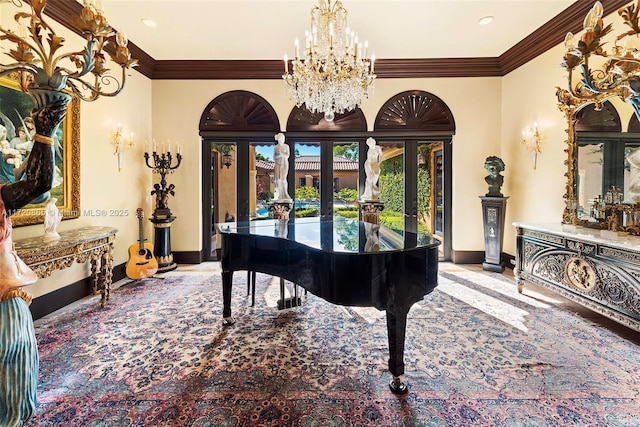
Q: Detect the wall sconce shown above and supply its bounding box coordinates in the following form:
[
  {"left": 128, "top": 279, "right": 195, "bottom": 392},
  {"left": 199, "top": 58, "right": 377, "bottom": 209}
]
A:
[
  {"left": 222, "top": 152, "right": 233, "bottom": 169},
  {"left": 111, "top": 123, "right": 134, "bottom": 171},
  {"left": 212, "top": 144, "right": 234, "bottom": 169},
  {"left": 521, "top": 122, "right": 543, "bottom": 170}
]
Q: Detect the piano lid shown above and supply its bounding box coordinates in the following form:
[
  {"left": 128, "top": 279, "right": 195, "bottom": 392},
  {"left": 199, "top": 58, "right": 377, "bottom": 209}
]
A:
[{"left": 216, "top": 216, "right": 440, "bottom": 254}]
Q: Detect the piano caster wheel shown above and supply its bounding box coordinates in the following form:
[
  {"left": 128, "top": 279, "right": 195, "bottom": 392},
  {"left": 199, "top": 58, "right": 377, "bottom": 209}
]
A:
[
  {"left": 222, "top": 316, "right": 236, "bottom": 326},
  {"left": 389, "top": 376, "right": 409, "bottom": 395}
]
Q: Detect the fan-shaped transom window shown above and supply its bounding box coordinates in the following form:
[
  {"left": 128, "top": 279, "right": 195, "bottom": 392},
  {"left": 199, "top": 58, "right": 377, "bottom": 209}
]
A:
[
  {"left": 286, "top": 106, "right": 367, "bottom": 131},
  {"left": 199, "top": 90, "right": 280, "bottom": 133},
  {"left": 374, "top": 90, "right": 455, "bottom": 132},
  {"left": 575, "top": 101, "right": 622, "bottom": 133}
]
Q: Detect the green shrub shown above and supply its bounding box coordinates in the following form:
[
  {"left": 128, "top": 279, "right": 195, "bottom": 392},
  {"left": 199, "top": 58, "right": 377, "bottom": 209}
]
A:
[
  {"left": 335, "top": 187, "right": 358, "bottom": 203},
  {"left": 295, "top": 207, "right": 319, "bottom": 217},
  {"left": 295, "top": 186, "right": 320, "bottom": 201},
  {"left": 379, "top": 210, "right": 404, "bottom": 231},
  {"left": 378, "top": 163, "right": 431, "bottom": 223},
  {"left": 335, "top": 207, "right": 359, "bottom": 219}
]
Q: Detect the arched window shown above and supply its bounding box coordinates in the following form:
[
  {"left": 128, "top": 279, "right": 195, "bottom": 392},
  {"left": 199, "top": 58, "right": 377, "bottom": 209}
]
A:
[
  {"left": 286, "top": 106, "right": 367, "bottom": 131},
  {"left": 199, "top": 90, "right": 280, "bottom": 132},
  {"left": 575, "top": 100, "right": 628, "bottom": 209},
  {"left": 575, "top": 101, "right": 621, "bottom": 132},
  {"left": 373, "top": 90, "right": 455, "bottom": 260},
  {"left": 374, "top": 90, "right": 455, "bottom": 132},
  {"left": 199, "top": 90, "right": 280, "bottom": 260}
]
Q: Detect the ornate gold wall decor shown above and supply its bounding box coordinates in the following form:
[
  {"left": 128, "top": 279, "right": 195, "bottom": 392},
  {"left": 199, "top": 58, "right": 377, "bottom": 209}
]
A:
[
  {"left": 0, "top": 75, "right": 81, "bottom": 226},
  {"left": 14, "top": 226, "right": 117, "bottom": 308}
]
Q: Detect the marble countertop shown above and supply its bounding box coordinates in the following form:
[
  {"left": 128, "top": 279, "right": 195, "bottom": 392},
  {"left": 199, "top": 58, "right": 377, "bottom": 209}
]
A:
[
  {"left": 513, "top": 222, "right": 640, "bottom": 252},
  {"left": 14, "top": 226, "right": 117, "bottom": 251}
]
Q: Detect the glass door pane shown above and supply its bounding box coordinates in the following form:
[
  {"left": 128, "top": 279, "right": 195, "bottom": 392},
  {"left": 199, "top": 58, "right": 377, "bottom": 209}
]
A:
[
  {"left": 379, "top": 142, "right": 404, "bottom": 233},
  {"left": 252, "top": 143, "right": 274, "bottom": 220},
  {"left": 294, "top": 142, "right": 320, "bottom": 217},
  {"left": 333, "top": 141, "right": 359, "bottom": 218},
  {"left": 209, "top": 142, "right": 237, "bottom": 258}
]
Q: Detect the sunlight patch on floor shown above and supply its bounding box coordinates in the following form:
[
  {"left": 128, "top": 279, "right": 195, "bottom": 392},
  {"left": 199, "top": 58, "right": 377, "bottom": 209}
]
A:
[
  {"left": 447, "top": 270, "right": 555, "bottom": 308},
  {"left": 263, "top": 276, "right": 302, "bottom": 309},
  {"left": 437, "top": 276, "right": 531, "bottom": 332}
]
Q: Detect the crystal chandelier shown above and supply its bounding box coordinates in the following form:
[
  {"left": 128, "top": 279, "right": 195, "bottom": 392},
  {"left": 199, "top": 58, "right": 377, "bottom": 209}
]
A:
[
  {"left": 561, "top": 0, "right": 640, "bottom": 117},
  {"left": 282, "top": 0, "right": 376, "bottom": 122}
]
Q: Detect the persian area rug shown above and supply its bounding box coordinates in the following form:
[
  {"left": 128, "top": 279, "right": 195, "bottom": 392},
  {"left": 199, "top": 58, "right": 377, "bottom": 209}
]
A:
[{"left": 25, "top": 264, "right": 640, "bottom": 427}]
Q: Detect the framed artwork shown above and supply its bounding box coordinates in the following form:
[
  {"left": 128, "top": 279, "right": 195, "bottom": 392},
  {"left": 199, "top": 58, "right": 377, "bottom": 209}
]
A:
[{"left": 0, "top": 75, "right": 80, "bottom": 226}]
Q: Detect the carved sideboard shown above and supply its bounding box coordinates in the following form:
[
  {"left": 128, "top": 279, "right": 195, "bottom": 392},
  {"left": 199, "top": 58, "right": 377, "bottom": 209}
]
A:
[
  {"left": 14, "top": 226, "right": 118, "bottom": 308},
  {"left": 514, "top": 223, "right": 640, "bottom": 332}
]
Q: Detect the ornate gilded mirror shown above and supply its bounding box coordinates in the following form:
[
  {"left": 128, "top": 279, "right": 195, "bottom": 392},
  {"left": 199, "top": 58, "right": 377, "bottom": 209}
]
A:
[
  {"left": 556, "top": 0, "right": 640, "bottom": 235},
  {"left": 557, "top": 89, "right": 640, "bottom": 234}
]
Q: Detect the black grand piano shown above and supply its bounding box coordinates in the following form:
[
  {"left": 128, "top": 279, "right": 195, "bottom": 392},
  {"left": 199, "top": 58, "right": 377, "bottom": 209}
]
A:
[{"left": 217, "top": 216, "right": 440, "bottom": 394}]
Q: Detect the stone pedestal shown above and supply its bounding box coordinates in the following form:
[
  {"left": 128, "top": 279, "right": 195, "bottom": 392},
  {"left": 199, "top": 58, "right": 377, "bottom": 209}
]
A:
[
  {"left": 480, "top": 196, "right": 508, "bottom": 272},
  {"left": 150, "top": 215, "right": 177, "bottom": 272},
  {"left": 268, "top": 201, "right": 293, "bottom": 219},
  {"left": 267, "top": 200, "right": 297, "bottom": 309},
  {"left": 358, "top": 200, "right": 385, "bottom": 224}
]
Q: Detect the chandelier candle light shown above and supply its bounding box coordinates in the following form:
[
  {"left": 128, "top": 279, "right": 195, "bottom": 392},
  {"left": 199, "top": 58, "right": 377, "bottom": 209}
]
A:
[
  {"left": 561, "top": 0, "right": 640, "bottom": 118},
  {"left": 144, "top": 141, "right": 182, "bottom": 219},
  {"left": 283, "top": 0, "right": 376, "bottom": 122},
  {"left": 144, "top": 141, "right": 182, "bottom": 273},
  {"left": 0, "top": 0, "right": 135, "bottom": 424}
]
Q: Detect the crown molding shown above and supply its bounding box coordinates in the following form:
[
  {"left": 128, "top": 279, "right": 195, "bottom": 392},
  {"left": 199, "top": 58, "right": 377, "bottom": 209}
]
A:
[
  {"left": 151, "top": 58, "right": 503, "bottom": 80},
  {"left": 35, "top": 0, "right": 630, "bottom": 80},
  {"left": 32, "top": 0, "right": 156, "bottom": 77},
  {"left": 499, "top": 0, "right": 631, "bottom": 74}
]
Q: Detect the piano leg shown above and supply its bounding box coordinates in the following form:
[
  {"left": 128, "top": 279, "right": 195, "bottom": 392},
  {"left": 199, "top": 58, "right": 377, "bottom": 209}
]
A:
[
  {"left": 386, "top": 306, "right": 409, "bottom": 395},
  {"left": 222, "top": 270, "right": 236, "bottom": 326}
]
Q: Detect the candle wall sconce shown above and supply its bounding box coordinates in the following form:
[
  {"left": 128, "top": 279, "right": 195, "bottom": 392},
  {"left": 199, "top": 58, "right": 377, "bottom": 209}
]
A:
[
  {"left": 111, "top": 123, "right": 134, "bottom": 171},
  {"left": 521, "top": 122, "right": 543, "bottom": 170}
]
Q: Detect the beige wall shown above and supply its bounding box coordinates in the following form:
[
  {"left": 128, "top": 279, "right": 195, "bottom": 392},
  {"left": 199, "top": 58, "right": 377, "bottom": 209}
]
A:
[
  {"left": 4, "top": 4, "right": 629, "bottom": 300},
  {"left": 152, "top": 77, "right": 503, "bottom": 255},
  {"left": 4, "top": 8, "right": 154, "bottom": 298},
  {"left": 11, "top": 69, "right": 153, "bottom": 298},
  {"left": 500, "top": 43, "right": 569, "bottom": 256},
  {"left": 500, "top": 8, "right": 630, "bottom": 256}
]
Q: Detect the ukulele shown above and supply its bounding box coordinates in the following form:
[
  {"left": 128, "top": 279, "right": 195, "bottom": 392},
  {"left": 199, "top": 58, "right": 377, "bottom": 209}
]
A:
[{"left": 126, "top": 208, "right": 159, "bottom": 279}]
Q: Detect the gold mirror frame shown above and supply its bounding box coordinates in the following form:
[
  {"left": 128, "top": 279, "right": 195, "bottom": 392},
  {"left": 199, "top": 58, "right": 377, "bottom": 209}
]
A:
[
  {"left": 556, "top": 86, "right": 628, "bottom": 229},
  {"left": 0, "top": 75, "right": 80, "bottom": 226}
]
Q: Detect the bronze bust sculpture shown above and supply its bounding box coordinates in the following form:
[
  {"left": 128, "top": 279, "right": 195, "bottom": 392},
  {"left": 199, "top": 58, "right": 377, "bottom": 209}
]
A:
[{"left": 484, "top": 156, "right": 505, "bottom": 197}]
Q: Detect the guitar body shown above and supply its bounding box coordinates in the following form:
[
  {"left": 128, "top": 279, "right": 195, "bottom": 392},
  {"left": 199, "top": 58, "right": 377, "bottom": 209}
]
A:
[
  {"left": 126, "top": 208, "right": 159, "bottom": 280},
  {"left": 126, "top": 242, "right": 158, "bottom": 279}
]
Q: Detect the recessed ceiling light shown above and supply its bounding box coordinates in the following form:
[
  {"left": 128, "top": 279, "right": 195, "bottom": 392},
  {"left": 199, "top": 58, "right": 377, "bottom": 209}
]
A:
[
  {"left": 478, "top": 16, "right": 494, "bottom": 26},
  {"left": 141, "top": 18, "right": 157, "bottom": 27}
]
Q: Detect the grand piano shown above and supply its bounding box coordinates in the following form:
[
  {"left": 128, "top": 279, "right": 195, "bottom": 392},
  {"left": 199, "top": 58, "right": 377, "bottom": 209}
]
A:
[{"left": 217, "top": 216, "right": 440, "bottom": 394}]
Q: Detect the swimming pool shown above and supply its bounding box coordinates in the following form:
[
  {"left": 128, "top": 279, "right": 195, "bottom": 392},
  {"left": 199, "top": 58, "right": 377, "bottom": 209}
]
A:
[{"left": 255, "top": 201, "right": 319, "bottom": 217}]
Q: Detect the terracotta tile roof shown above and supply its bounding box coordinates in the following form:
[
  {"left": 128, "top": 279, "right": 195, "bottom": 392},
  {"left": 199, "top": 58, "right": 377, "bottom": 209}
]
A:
[{"left": 256, "top": 155, "right": 358, "bottom": 172}]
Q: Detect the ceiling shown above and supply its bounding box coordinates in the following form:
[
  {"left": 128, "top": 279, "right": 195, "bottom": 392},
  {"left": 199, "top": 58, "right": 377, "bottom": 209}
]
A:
[{"left": 98, "top": 0, "right": 577, "bottom": 61}]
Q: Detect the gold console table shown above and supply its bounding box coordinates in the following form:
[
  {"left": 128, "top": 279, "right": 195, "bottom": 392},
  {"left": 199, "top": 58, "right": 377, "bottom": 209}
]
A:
[{"left": 14, "top": 226, "right": 118, "bottom": 308}]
